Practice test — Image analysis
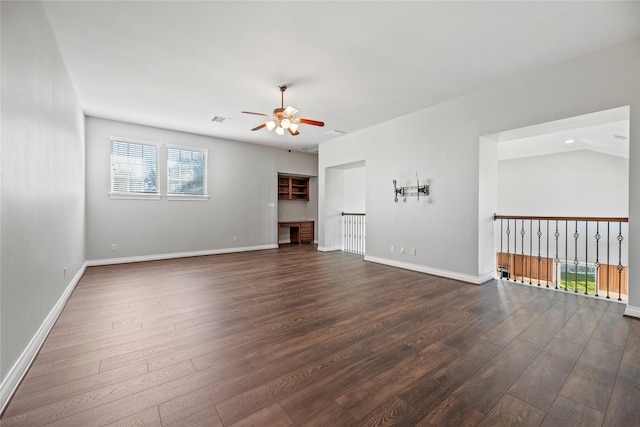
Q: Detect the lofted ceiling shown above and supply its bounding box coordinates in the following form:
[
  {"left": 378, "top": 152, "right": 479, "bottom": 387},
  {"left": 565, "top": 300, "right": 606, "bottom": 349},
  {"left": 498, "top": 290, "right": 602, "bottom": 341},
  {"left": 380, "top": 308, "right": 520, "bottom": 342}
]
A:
[
  {"left": 496, "top": 107, "right": 631, "bottom": 161},
  {"left": 41, "top": 1, "right": 640, "bottom": 152}
]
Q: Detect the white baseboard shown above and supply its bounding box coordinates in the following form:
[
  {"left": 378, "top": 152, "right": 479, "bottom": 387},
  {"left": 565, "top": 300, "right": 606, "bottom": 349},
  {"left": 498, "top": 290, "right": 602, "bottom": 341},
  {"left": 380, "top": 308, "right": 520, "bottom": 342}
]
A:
[
  {"left": 478, "top": 271, "right": 497, "bottom": 284},
  {"left": 364, "top": 255, "right": 486, "bottom": 285},
  {"left": 86, "top": 244, "right": 278, "bottom": 266},
  {"left": 317, "top": 245, "right": 342, "bottom": 252},
  {"left": 624, "top": 304, "right": 640, "bottom": 319},
  {"left": 0, "top": 262, "right": 87, "bottom": 415}
]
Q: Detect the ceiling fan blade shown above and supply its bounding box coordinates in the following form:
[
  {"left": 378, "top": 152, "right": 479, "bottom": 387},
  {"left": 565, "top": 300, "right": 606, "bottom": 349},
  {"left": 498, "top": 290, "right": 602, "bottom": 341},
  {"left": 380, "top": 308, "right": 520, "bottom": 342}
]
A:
[
  {"left": 288, "top": 128, "right": 300, "bottom": 136},
  {"left": 242, "top": 111, "right": 271, "bottom": 117},
  {"left": 251, "top": 123, "right": 267, "bottom": 131},
  {"left": 298, "top": 118, "right": 325, "bottom": 127}
]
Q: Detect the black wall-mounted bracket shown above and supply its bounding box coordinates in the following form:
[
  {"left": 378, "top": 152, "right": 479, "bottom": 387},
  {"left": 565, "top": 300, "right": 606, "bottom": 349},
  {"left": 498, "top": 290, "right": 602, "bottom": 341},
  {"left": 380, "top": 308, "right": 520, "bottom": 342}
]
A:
[{"left": 393, "top": 179, "right": 429, "bottom": 203}]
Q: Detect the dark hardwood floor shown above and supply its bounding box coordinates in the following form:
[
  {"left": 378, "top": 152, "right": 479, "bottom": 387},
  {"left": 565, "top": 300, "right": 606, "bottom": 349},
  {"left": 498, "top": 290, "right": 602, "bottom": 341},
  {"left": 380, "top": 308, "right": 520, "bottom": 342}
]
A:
[{"left": 2, "top": 245, "right": 639, "bottom": 426}]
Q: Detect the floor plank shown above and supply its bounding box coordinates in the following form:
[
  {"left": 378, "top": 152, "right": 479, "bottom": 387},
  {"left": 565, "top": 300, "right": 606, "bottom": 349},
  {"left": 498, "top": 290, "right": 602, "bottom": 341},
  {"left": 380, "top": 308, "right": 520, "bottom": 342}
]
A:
[{"left": 1, "top": 245, "right": 637, "bottom": 426}]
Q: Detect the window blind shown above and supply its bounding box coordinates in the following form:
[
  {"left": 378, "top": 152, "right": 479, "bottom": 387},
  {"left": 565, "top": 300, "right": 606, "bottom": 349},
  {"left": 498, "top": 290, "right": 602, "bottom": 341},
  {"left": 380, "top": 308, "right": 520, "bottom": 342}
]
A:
[
  {"left": 167, "top": 147, "right": 207, "bottom": 195},
  {"left": 111, "top": 140, "right": 159, "bottom": 194}
]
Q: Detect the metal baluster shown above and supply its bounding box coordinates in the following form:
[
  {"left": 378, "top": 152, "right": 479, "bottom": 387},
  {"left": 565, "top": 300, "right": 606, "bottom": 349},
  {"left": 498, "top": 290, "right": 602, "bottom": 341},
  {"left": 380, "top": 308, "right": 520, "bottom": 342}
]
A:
[
  {"left": 349, "top": 215, "right": 352, "bottom": 252},
  {"left": 529, "top": 220, "right": 533, "bottom": 284},
  {"left": 344, "top": 216, "right": 347, "bottom": 251},
  {"left": 363, "top": 216, "right": 366, "bottom": 253},
  {"left": 594, "top": 222, "right": 600, "bottom": 297},
  {"left": 565, "top": 221, "right": 569, "bottom": 291},
  {"left": 521, "top": 220, "right": 525, "bottom": 284},
  {"left": 344, "top": 215, "right": 351, "bottom": 252},
  {"left": 352, "top": 216, "right": 356, "bottom": 253},
  {"left": 618, "top": 223, "right": 624, "bottom": 301},
  {"left": 345, "top": 216, "right": 349, "bottom": 252},
  {"left": 584, "top": 222, "right": 589, "bottom": 295},
  {"left": 351, "top": 216, "right": 354, "bottom": 252},
  {"left": 573, "top": 221, "right": 579, "bottom": 293},
  {"left": 554, "top": 221, "right": 560, "bottom": 290},
  {"left": 506, "top": 220, "right": 512, "bottom": 281},
  {"left": 607, "top": 222, "right": 611, "bottom": 299},
  {"left": 516, "top": 220, "right": 520, "bottom": 281},
  {"left": 360, "top": 216, "right": 364, "bottom": 254},
  {"left": 500, "top": 219, "right": 503, "bottom": 279},
  {"left": 357, "top": 216, "right": 361, "bottom": 254},
  {"left": 537, "top": 220, "right": 541, "bottom": 286},
  {"left": 341, "top": 215, "right": 345, "bottom": 251},
  {"left": 546, "top": 220, "right": 550, "bottom": 288}
]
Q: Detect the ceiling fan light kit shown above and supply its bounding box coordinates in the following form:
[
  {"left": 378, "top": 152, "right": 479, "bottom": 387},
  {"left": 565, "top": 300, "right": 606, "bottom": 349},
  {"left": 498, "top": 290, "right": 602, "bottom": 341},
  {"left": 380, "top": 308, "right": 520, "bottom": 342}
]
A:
[{"left": 242, "top": 85, "right": 324, "bottom": 136}]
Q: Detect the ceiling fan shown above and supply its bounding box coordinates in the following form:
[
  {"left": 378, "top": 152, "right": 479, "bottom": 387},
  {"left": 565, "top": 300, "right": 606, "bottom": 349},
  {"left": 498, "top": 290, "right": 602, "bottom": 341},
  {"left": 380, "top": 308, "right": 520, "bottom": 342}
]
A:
[{"left": 242, "top": 85, "right": 324, "bottom": 136}]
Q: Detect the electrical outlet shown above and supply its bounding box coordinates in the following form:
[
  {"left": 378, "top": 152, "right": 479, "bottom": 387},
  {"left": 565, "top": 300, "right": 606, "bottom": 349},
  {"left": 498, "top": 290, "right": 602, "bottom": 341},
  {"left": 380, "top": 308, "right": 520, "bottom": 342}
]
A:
[
  {"left": 233, "top": 236, "right": 238, "bottom": 242},
  {"left": 390, "top": 245, "right": 395, "bottom": 252},
  {"left": 400, "top": 247, "right": 405, "bottom": 254},
  {"left": 411, "top": 248, "right": 416, "bottom": 256},
  {"left": 64, "top": 267, "right": 67, "bottom": 278},
  {"left": 111, "top": 244, "right": 117, "bottom": 251}
]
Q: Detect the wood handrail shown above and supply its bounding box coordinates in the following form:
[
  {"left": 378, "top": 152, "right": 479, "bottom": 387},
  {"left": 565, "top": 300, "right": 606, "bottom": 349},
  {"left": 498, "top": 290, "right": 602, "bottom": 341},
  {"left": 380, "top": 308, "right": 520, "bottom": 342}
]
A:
[
  {"left": 342, "top": 212, "right": 366, "bottom": 216},
  {"left": 494, "top": 214, "right": 628, "bottom": 222}
]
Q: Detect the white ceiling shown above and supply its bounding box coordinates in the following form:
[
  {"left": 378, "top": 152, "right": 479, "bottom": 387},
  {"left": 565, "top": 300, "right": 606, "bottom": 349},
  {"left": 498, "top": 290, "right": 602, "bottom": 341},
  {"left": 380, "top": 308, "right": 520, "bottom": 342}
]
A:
[
  {"left": 496, "top": 106, "right": 630, "bottom": 160},
  {"left": 41, "top": 1, "right": 640, "bottom": 152}
]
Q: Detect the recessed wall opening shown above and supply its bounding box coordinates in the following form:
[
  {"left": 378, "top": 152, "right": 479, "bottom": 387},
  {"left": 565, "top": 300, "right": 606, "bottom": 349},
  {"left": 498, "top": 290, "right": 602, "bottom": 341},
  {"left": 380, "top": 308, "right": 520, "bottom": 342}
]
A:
[
  {"left": 480, "top": 106, "right": 630, "bottom": 300},
  {"left": 322, "top": 160, "right": 366, "bottom": 254}
]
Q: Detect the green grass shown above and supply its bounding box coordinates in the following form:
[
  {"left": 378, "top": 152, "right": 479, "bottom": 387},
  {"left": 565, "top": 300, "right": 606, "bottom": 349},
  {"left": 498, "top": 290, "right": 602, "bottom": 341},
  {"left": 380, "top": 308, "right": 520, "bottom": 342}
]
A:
[{"left": 560, "top": 271, "right": 597, "bottom": 294}]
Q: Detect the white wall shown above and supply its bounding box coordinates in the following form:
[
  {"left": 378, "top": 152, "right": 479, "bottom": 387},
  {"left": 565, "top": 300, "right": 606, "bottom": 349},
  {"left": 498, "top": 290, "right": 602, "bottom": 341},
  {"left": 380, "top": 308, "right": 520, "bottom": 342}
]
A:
[
  {"left": 343, "top": 167, "right": 366, "bottom": 213},
  {"left": 86, "top": 117, "right": 317, "bottom": 261},
  {"left": 1, "top": 1, "right": 86, "bottom": 410},
  {"left": 479, "top": 137, "right": 498, "bottom": 280},
  {"left": 498, "top": 150, "right": 628, "bottom": 217},
  {"left": 319, "top": 38, "right": 640, "bottom": 294}
]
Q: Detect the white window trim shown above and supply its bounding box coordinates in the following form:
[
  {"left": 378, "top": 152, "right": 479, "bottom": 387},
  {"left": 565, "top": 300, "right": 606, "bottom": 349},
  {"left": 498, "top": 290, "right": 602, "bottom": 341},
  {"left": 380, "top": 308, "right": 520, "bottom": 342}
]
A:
[
  {"left": 166, "top": 143, "right": 209, "bottom": 200},
  {"left": 109, "top": 136, "right": 161, "bottom": 200},
  {"left": 166, "top": 193, "right": 209, "bottom": 201},
  {"left": 109, "top": 192, "right": 162, "bottom": 200}
]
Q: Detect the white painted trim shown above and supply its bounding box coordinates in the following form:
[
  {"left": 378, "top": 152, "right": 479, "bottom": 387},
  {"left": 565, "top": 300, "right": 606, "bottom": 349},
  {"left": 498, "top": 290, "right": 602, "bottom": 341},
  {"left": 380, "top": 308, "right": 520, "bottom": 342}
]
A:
[
  {"left": 624, "top": 304, "right": 640, "bottom": 319},
  {"left": 317, "top": 245, "right": 342, "bottom": 252},
  {"left": 364, "top": 255, "right": 484, "bottom": 285},
  {"left": 86, "top": 244, "right": 278, "bottom": 266},
  {"left": 478, "top": 272, "right": 496, "bottom": 284},
  {"left": 110, "top": 136, "right": 162, "bottom": 147},
  {"left": 109, "top": 192, "right": 161, "bottom": 200},
  {"left": 165, "top": 143, "right": 208, "bottom": 154},
  {"left": 0, "top": 263, "right": 87, "bottom": 414},
  {"left": 166, "top": 194, "right": 209, "bottom": 201}
]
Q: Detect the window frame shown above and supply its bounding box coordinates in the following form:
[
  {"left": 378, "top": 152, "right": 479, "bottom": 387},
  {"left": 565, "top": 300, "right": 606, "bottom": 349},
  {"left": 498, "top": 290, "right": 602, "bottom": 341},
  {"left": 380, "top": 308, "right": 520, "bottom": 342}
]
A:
[
  {"left": 109, "top": 137, "right": 161, "bottom": 200},
  {"left": 166, "top": 144, "right": 209, "bottom": 201}
]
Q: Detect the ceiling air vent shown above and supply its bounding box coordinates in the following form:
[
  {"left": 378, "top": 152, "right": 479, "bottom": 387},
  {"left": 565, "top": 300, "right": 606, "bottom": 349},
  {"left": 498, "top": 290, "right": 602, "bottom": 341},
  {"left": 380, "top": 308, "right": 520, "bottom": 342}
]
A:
[
  {"left": 211, "top": 116, "right": 231, "bottom": 123},
  {"left": 324, "top": 129, "right": 347, "bottom": 137}
]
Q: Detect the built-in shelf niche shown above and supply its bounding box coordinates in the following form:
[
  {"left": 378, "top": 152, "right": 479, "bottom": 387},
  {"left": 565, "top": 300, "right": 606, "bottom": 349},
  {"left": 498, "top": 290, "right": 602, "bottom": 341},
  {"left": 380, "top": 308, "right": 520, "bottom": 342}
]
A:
[{"left": 278, "top": 174, "right": 310, "bottom": 201}]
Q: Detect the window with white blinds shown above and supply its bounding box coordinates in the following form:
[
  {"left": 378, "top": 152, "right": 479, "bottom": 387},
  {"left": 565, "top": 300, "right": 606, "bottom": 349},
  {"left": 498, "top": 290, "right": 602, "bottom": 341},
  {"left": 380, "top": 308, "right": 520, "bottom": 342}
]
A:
[
  {"left": 110, "top": 139, "right": 159, "bottom": 196},
  {"left": 167, "top": 146, "right": 208, "bottom": 198}
]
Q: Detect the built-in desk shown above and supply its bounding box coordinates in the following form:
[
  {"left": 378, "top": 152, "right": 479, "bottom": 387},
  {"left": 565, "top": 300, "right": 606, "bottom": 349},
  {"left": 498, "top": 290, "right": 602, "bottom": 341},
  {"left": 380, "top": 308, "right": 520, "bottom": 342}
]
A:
[{"left": 278, "top": 220, "right": 314, "bottom": 245}]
